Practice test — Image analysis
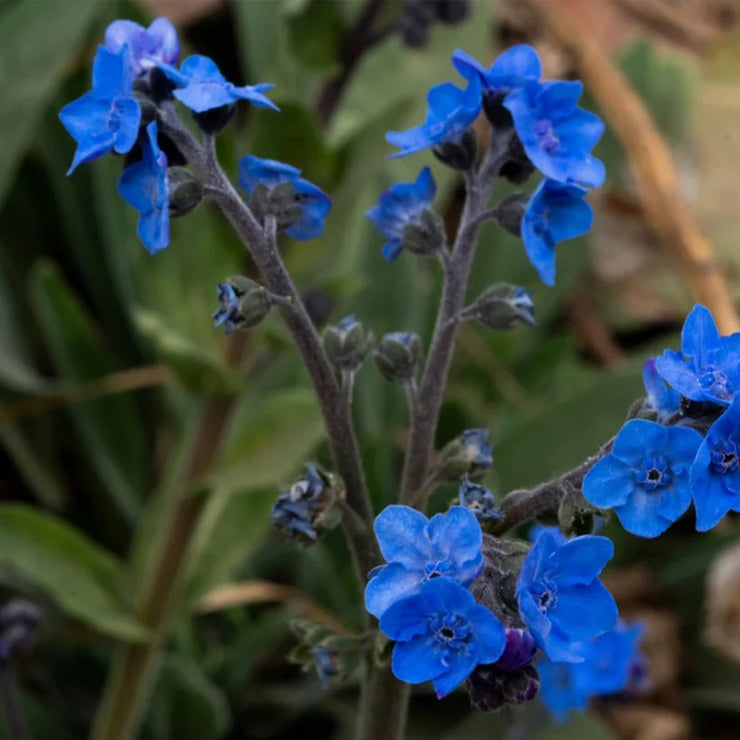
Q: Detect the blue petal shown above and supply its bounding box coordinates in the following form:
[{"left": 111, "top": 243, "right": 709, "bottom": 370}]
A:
[
  {"left": 467, "top": 604, "right": 506, "bottom": 664},
  {"left": 391, "top": 635, "right": 447, "bottom": 684},
  {"left": 655, "top": 349, "right": 705, "bottom": 401},
  {"left": 518, "top": 588, "right": 551, "bottom": 650},
  {"left": 614, "top": 485, "right": 686, "bottom": 538},
  {"left": 365, "top": 562, "right": 422, "bottom": 620},
  {"left": 231, "top": 83, "right": 279, "bottom": 111},
  {"left": 612, "top": 419, "right": 665, "bottom": 462},
  {"left": 382, "top": 240, "right": 404, "bottom": 262},
  {"left": 427, "top": 505, "right": 482, "bottom": 578},
  {"left": 549, "top": 581, "right": 617, "bottom": 640},
  {"left": 691, "top": 448, "right": 739, "bottom": 532},
  {"left": 92, "top": 45, "right": 132, "bottom": 97},
  {"left": 432, "top": 652, "right": 477, "bottom": 698},
  {"left": 682, "top": 304, "right": 721, "bottom": 364},
  {"left": 488, "top": 44, "right": 542, "bottom": 88},
  {"left": 582, "top": 455, "right": 633, "bottom": 508},
  {"left": 549, "top": 535, "right": 614, "bottom": 585},
  {"left": 374, "top": 505, "right": 431, "bottom": 568}
]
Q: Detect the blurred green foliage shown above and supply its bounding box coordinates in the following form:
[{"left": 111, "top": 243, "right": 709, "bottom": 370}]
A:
[{"left": 0, "top": 0, "right": 738, "bottom": 738}]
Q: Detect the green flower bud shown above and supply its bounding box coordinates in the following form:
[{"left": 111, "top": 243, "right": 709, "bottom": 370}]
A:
[
  {"left": 168, "top": 168, "right": 203, "bottom": 217},
  {"left": 212, "top": 276, "right": 272, "bottom": 333},
  {"left": 322, "top": 315, "right": 373, "bottom": 373},
  {"left": 401, "top": 208, "right": 447, "bottom": 256},
  {"left": 466, "top": 283, "right": 535, "bottom": 331},
  {"left": 373, "top": 332, "right": 421, "bottom": 384}
]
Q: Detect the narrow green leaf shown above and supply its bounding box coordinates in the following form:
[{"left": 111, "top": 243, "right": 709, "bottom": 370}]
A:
[{"left": 0, "top": 505, "right": 147, "bottom": 642}]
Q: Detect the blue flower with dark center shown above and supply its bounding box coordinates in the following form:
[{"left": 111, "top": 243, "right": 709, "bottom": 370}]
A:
[
  {"left": 539, "top": 621, "right": 645, "bottom": 721},
  {"left": 380, "top": 578, "right": 506, "bottom": 698},
  {"left": 503, "top": 80, "right": 605, "bottom": 188},
  {"left": 238, "top": 155, "right": 331, "bottom": 240},
  {"left": 366, "top": 167, "right": 436, "bottom": 261},
  {"left": 117, "top": 120, "right": 169, "bottom": 253},
  {"left": 158, "top": 55, "right": 278, "bottom": 113},
  {"left": 516, "top": 528, "right": 617, "bottom": 662},
  {"left": 386, "top": 75, "right": 482, "bottom": 158},
  {"left": 212, "top": 283, "right": 240, "bottom": 332},
  {"left": 521, "top": 178, "right": 593, "bottom": 286},
  {"left": 104, "top": 17, "right": 179, "bottom": 77},
  {"left": 458, "top": 476, "right": 502, "bottom": 521},
  {"left": 365, "top": 505, "right": 484, "bottom": 619},
  {"left": 583, "top": 419, "right": 703, "bottom": 538},
  {"left": 461, "top": 429, "right": 493, "bottom": 469},
  {"left": 59, "top": 46, "right": 141, "bottom": 174},
  {"left": 452, "top": 44, "right": 541, "bottom": 93},
  {"left": 690, "top": 397, "right": 740, "bottom": 531},
  {"left": 655, "top": 304, "right": 740, "bottom": 406},
  {"left": 642, "top": 358, "right": 680, "bottom": 422}
]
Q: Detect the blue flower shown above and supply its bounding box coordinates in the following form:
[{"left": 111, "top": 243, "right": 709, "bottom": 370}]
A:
[
  {"left": 104, "top": 17, "right": 179, "bottom": 77},
  {"left": 461, "top": 429, "right": 493, "bottom": 469},
  {"left": 212, "top": 283, "right": 240, "bottom": 332},
  {"left": 117, "top": 120, "right": 169, "bottom": 253},
  {"left": 642, "top": 358, "right": 680, "bottom": 422},
  {"left": 59, "top": 46, "right": 141, "bottom": 174},
  {"left": 539, "top": 621, "right": 645, "bottom": 721},
  {"left": 271, "top": 464, "right": 333, "bottom": 543},
  {"left": 458, "top": 476, "right": 502, "bottom": 521},
  {"left": 386, "top": 76, "right": 482, "bottom": 158},
  {"left": 365, "top": 505, "right": 484, "bottom": 619},
  {"left": 655, "top": 304, "right": 740, "bottom": 406},
  {"left": 238, "top": 155, "right": 331, "bottom": 240},
  {"left": 690, "top": 397, "right": 740, "bottom": 531},
  {"left": 379, "top": 578, "right": 506, "bottom": 698},
  {"left": 452, "top": 45, "right": 541, "bottom": 93},
  {"left": 520, "top": 178, "right": 593, "bottom": 286},
  {"left": 158, "top": 55, "right": 278, "bottom": 113},
  {"left": 516, "top": 528, "right": 617, "bottom": 662},
  {"left": 503, "top": 80, "right": 605, "bottom": 188},
  {"left": 582, "top": 419, "right": 702, "bottom": 538},
  {"left": 366, "top": 167, "right": 437, "bottom": 261}
]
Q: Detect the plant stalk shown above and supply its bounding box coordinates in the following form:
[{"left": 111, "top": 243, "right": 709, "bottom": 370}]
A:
[{"left": 0, "top": 663, "right": 29, "bottom": 740}]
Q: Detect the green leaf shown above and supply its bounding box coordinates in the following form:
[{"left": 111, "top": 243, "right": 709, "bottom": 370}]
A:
[
  {"left": 0, "top": 0, "right": 102, "bottom": 205},
  {"left": 286, "top": 0, "right": 345, "bottom": 72},
  {"left": 0, "top": 505, "right": 147, "bottom": 642},
  {"left": 149, "top": 656, "right": 231, "bottom": 740},
  {"left": 133, "top": 308, "right": 242, "bottom": 394},
  {"left": 28, "top": 260, "right": 144, "bottom": 521}
]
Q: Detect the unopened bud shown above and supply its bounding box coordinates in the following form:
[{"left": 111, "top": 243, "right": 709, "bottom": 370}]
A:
[
  {"left": 373, "top": 332, "right": 421, "bottom": 384},
  {"left": 212, "top": 276, "right": 272, "bottom": 333},
  {"left": 168, "top": 168, "right": 203, "bottom": 217},
  {"left": 438, "top": 428, "right": 493, "bottom": 481},
  {"left": 433, "top": 128, "right": 478, "bottom": 171},
  {"left": 401, "top": 208, "right": 447, "bottom": 256},
  {"left": 323, "top": 315, "right": 373, "bottom": 373},
  {"left": 466, "top": 283, "right": 535, "bottom": 331},
  {"left": 192, "top": 102, "right": 236, "bottom": 135}
]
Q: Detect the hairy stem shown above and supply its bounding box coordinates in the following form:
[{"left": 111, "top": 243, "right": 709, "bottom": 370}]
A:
[
  {"left": 357, "top": 665, "right": 411, "bottom": 740},
  {"left": 401, "top": 137, "right": 512, "bottom": 507},
  {"left": 0, "top": 663, "right": 29, "bottom": 740}
]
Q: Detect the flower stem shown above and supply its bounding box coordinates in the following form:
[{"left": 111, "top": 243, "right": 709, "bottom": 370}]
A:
[
  {"left": 357, "top": 665, "right": 411, "bottom": 740},
  {"left": 401, "top": 135, "right": 512, "bottom": 508}
]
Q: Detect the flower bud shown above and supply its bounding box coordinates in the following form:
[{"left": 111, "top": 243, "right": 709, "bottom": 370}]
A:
[
  {"left": 0, "top": 599, "right": 43, "bottom": 662},
  {"left": 212, "top": 276, "right": 272, "bottom": 333},
  {"left": 557, "top": 488, "right": 598, "bottom": 537},
  {"left": 373, "top": 332, "right": 421, "bottom": 384},
  {"left": 401, "top": 208, "right": 447, "bottom": 257},
  {"left": 436, "top": 0, "right": 470, "bottom": 24},
  {"left": 466, "top": 661, "right": 539, "bottom": 711},
  {"left": 322, "top": 315, "right": 373, "bottom": 374},
  {"left": 249, "top": 182, "right": 303, "bottom": 231},
  {"left": 458, "top": 475, "right": 502, "bottom": 522},
  {"left": 168, "top": 168, "right": 203, "bottom": 217},
  {"left": 192, "top": 102, "right": 236, "bottom": 135},
  {"left": 466, "top": 283, "right": 535, "bottom": 331},
  {"left": 438, "top": 428, "right": 493, "bottom": 481},
  {"left": 433, "top": 127, "right": 477, "bottom": 171},
  {"left": 271, "top": 464, "right": 344, "bottom": 546}
]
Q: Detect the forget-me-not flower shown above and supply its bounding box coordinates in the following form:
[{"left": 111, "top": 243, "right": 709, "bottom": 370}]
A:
[
  {"left": 59, "top": 46, "right": 141, "bottom": 174},
  {"left": 365, "top": 505, "right": 484, "bottom": 619},
  {"left": 583, "top": 419, "right": 703, "bottom": 538},
  {"left": 366, "top": 167, "right": 437, "bottom": 261},
  {"left": 452, "top": 45, "right": 541, "bottom": 93},
  {"left": 386, "top": 75, "right": 482, "bottom": 158},
  {"left": 539, "top": 621, "right": 645, "bottom": 721},
  {"left": 238, "top": 155, "right": 331, "bottom": 240},
  {"left": 458, "top": 476, "right": 501, "bottom": 522},
  {"left": 516, "top": 528, "right": 617, "bottom": 662},
  {"left": 379, "top": 577, "right": 506, "bottom": 698},
  {"left": 690, "top": 397, "right": 740, "bottom": 531},
  {"left": 503, "top": 80, "right": 605, "bottom": 188},
  {"left": 271, "top": 464, "right": 334, "bottom": 543},
  {"left": 158, "top": 55, "right": 278, "bottom": 113},
  {"left": 104, "top": 17, "right": 179, "bottom": 78},
  {"left": 655, "top": 304, "right": 740, "bottom": 406},
  {"left": 117, "top": 121, "right": 169, "bottom": 253},
  {"left": 520, "top": 178, "right": 593, "bottom": 286}
]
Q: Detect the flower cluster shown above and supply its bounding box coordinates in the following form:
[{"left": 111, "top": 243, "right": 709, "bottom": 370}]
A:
[
  {"left": 584, "top": 305, "right": 740, "bottom": 535},
  {"left": 368, "top": 44, "right": 603, "bottom": 284},
  {"left": 366, "top": 506, "right": 619, "bottom": 704}
]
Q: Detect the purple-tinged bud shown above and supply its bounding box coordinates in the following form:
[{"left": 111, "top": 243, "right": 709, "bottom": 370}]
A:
[{"left": 495, "top": 628, "right": 537, "bottom": 672}]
